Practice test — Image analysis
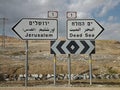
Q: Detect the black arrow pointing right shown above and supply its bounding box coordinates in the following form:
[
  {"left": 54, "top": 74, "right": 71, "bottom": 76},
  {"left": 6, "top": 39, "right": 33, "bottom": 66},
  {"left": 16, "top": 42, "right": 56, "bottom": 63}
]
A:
[{"left": 80, "top": 41, "right": 89, "bottom": 54}]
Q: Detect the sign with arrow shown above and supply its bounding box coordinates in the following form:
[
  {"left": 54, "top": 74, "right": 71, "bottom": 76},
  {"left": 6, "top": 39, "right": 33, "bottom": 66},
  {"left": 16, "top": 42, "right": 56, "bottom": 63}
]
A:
[
  {"left": 50, "top": 40, "right": 95, "bottom": 54},
  {"left": 67, "top": 19, "right": 104, "bottom": 40},
  {"left": 12, "top": 18, "right": 58, "bottom": 40}
]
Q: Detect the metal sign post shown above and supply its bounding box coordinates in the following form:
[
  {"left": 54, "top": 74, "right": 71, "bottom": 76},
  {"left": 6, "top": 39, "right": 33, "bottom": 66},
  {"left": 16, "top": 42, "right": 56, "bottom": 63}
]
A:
[
  {"left": 25, "top": 40, "right": 28, "bottom": 87},
  {"left": 68, "top": 54, "right": 71, "bottom": 85},
  {"left": 89, "top": 54, "right": 92, "bottom": 85},
  {"left": 12, "top": 18, "right": 58, "bottom": 87},
  {"left": 0, "top": 18, "right": 8, "bottom": 48},
  {"left": 54, "top": 54, "right": 57, "bottom": 85}
]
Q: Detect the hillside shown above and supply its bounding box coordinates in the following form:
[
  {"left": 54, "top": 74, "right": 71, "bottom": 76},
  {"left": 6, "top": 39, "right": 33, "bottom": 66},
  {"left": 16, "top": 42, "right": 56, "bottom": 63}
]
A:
[{"left": 0, "top": 36, "right": 120, "bottom": 76}]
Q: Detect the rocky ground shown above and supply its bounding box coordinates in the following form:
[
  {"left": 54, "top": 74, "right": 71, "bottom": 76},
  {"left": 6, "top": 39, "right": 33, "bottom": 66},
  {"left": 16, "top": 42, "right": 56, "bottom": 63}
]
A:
[{"left": 0, "top": 36, "right": 120, "bottom": 86}]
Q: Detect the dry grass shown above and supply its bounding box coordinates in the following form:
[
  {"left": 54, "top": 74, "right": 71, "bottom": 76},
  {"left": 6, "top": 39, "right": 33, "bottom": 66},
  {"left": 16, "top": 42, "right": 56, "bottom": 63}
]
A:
[{"left": 0, "top": 36, "right": 120, "bottom": 75}]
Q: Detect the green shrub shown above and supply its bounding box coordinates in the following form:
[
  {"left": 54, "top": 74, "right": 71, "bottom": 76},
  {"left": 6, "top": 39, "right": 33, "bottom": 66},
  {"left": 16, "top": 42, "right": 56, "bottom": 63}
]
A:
[{"left": 108, "top": 67, "right": 118, "bottom": 74}]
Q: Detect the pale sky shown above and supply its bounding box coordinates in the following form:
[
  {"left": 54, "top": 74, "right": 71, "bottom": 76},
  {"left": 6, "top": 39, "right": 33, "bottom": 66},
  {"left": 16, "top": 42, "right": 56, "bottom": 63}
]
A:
[{"left": 0, "top": 0, "right": 120, "bottom": 40}]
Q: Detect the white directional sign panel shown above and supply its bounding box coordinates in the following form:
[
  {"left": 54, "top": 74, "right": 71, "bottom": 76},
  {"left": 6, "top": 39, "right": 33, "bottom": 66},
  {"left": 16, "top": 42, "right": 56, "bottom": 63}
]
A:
[
  {"left": 12, "top": 18, "right": 58, "bottom": 40},
  {"left": 50, "top": 40, "right": 95, "bottom": 54},
  {"left": 67, "top": 19, "right": 104, "bottom": 40}
]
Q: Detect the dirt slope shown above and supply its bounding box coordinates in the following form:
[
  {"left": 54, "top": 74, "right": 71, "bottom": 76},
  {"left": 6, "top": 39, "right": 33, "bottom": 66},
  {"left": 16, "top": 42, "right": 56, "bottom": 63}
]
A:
[{"left": 0, "top": 36, "right": 120, "bottom": 75}]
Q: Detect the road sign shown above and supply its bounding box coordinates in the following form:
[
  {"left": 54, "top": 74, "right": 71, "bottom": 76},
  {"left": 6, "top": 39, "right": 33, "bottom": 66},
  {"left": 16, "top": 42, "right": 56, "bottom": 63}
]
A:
[
  {"left": 67, "top": 12, "right": 77, "bottom": 19},
  {"left": 48, "top": 11, "right": 58, "bottom": 18},
  {"left": 50, "top": 40, "right": 95, "bottom": 54},
  {"left": 67, "top": 19, "right": 104, "bottom": 40},
  {"left": 12, "top": 18, "right": 58, "bottom": 40}
]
